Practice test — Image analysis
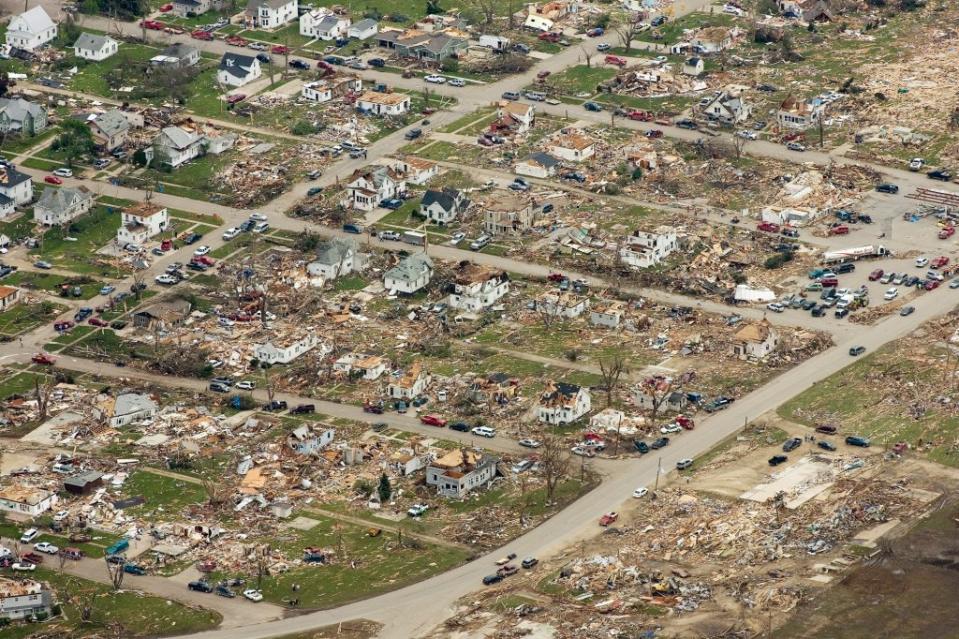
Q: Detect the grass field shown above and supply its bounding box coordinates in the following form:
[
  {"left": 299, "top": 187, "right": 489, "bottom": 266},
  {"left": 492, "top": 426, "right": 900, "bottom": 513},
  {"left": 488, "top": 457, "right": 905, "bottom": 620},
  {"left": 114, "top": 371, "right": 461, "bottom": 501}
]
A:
[
  {"left": 2, "top": 271, "right": 105, "bottom": 300},
  {"left": 69, "top": 44, "right": 160, "bottom": 97},
  {"left": 119, "top": 470, "right": 208, "bottom": 519},
  {"left": 0, "top": 301, "right": 66, "bottom": 337},
  {"left": 31, "top": 205, "right": 129, "bottom": 276}
]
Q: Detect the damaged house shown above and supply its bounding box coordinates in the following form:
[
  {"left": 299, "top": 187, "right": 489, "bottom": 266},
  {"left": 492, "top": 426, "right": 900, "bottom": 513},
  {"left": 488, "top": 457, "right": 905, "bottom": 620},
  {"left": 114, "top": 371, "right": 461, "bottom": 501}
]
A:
[
  {"left": 0, "top": 97, "right": 48, "bottom": 135},
  {"left": 634, "top": 381, "right": 688, "bottom": 413},
  {"left": 619, "top": 226, "right": 678, "bottom": 269},
  {"left": 89, "top": 109, "right": 132, "bottom": 151},
  {"left": 0, "top": 485, "right": 57, "bottom": 517},
  {"left": 245, "top": 0, "right": 297, "bottom": 29},
  {"left": 420, "top": 187, "right": 469, "bottom": 224},
  {"left": 307, "top": 236, "right": 362, "bottom": 280},
  {"left": 699, "top": 90, "right": 751, "bottom": 124},
  {"left": 150, "top": 43, "right": 200, "bottom": 68},
  {"left": 515, "top": 152, "right": 560, "bottom": 179},
  {"left": 390, "top": 156, "right": 438, "bottom": 186},
  {"left": 549, "top": 132, "right": 595, "bottom": 163},
  {"left": 333, "top": 353, "right": 387, "bottom": 380},
  {"left": 101, "top": 392, "right": 158, "bottom": 427},
  {"left": 0, "top": 166, "right": 33, "bottom": 210},
  {"left": 301, "top": 76, "right": 362, "bottom": 103},
  {"left": 534, "top": 291, "right": 588, "bottom": 318},
  {"left": 288, "top": 425, "right": 335, "bottom": 455},
  {"left": 0, "top": 579, "right": 53, "bottom": 621},
  {"left": 447, "top": 264, "right": 509, "bottom": 312},
  {"left": 343, "top": 166, "right": 406, "bottom": 210},
  {"left": 731, "top": 319, "right": 779, "bottom": 360},
  {"left": 153, "top": 126, "right": 205, "bottom": 169},
  {"left": 4, "top": 7, "right": 57, "bottom": 52},
  {"left": 356, "top": 91, "right": 411, "bottom": 116},
  {"left": 468, "top": 372, "right": 518, "bottom": 405},
  {"left": 117, "top": 202, "right": 168, "bottom": 246},
  {"left": 590, "top": 300, "right": 627, "bottom": 329},
  {"left": 300, "top": 8, "right": 351, "bottom": 40},
  {"left": 538, "top": 381, "right": 591, "bottom": 425},
  {"left": 254, "top": 331, "right": 326, "bottom": 364},
  {"left": 388, "top": 362, "right": 430, "bottom": 399},
  {"left": 132, "top": 298, "right": 191, "bottom": 330},
  {"left": 492, "top": 101, "right": 535, "bottom": 135},
  {"left": 778, "top": 94, "right": 824, "bottom": 130},
  {"left": 483, "top": 193, "right": 534, "bottom": 235},
  {"left": 426, "top": 449, "right": 498, "bottom": 498},
  {"left": 33, "top": 186, "right": 93, "bottom": 226},
  {"left": 384, "top": 253, "right": 433, "bottom": 294},
  {"left": 376, "top": 29, "right": 468, "bottom": 62}
]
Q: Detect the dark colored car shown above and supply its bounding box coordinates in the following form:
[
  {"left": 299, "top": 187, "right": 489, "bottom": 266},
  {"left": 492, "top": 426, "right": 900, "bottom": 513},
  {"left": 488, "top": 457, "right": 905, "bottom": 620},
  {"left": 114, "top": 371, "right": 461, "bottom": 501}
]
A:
[
  {"left": 521, "top": 557, "right": 539, "bottom": 569},
  {"left": 369, "top": 57, "right": 386, "bottom": 67},
  {"left": 650, "top": 437, "right": 670, "bottom": 450},
  {"left": 845, "top": 435, "right": 871, "bottom": 447},
  {"left": 651, "top": 15, "right": 667, "bottom": 26},
  {"left": 815, "top": 424, "right": 838, "bottom": 434},
  {"left": 849, "top": 346, "right": 866, "bottom": 356},
  {"left": 782, "top": 437, "right": 802, "bottom": 452},
  {"left": 835, "top": 262, "right": 855, "bottom": 274},
  {"left": 818, "top": 440, "right": 837, "bottom": 452},
  {"left": 928, "top": 169, "right": 953, "bottom": 181},
  {"left": 450, "top": 422, "right": 470, "bottom": 432},
  {"left": 583, "top": 101, "right": 603, "bottom": 112},
  {"left": 768, "top": 455, "right": 788, "bottom": 466},
  {"left": 290, "top": 404, "right": 315, "bottom": 414},
  {"left": 123, "top": 563, "right": 146, "bottom": 575},
  {"left": 704, "top": 396, "right": 734, "bottom": 412},
  {"left": 183, "top": 232, "right": 202, "bottom": 245},
  {"left": 675, "top": 119, "right": 698, "bottom": 129},
  {"left": 188, "top": 580, "right": 213, "bottom": 593},
  {"left": 876, "top": 183, "right": 899, "bottom": 194},
  {"left": 74, "top": 307, "right": 93, "bottom": 322},
  {"left": 215, "top": 584, "right": 236, "bottom": 598},
  {"left": 289, "top": 59, "right": 310, "bottom": 69},
  {"left": 263, "top": 400, "right": 288, "bottom": 412},
  {"left": 307, "top": 186, "right": 324, "bottom": 196},
  {"left": 634, "top": 440, "right": 649, "bottom": 454},
  {"left": 811, "top": 306, "right": 826, "bottom": 317},
  {"left": 482, "top": 574, "right": 504, "bottom": 585}
]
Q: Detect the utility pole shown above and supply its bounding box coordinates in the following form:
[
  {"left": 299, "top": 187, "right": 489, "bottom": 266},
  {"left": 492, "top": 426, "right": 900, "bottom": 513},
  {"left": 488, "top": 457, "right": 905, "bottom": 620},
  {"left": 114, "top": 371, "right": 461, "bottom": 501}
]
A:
[{"left": 654, "top": 456, "right": 662, "bottom": 490}]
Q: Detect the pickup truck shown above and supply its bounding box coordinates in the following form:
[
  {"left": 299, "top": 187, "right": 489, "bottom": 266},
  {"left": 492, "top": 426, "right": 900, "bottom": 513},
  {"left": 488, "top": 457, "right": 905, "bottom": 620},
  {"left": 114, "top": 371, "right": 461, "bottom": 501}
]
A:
[{"left": 599, "top": 512, "right": 619, "bottom": 527}]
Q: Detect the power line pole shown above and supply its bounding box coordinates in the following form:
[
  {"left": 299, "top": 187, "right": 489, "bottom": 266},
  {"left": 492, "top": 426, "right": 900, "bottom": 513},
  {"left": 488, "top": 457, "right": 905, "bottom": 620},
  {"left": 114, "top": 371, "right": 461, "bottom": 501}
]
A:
[{"left": 654, "top": 456, "right": 662, "bottom": 490}]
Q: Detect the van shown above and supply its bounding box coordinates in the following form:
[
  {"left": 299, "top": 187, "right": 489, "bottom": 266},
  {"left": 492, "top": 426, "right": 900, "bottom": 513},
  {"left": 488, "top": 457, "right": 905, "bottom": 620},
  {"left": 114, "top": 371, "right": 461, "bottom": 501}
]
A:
[
  {"left": 20, "top": 528, "right": 39, "bottom": 543},
  {"left": 501, "top": 91, "right": 520, "bottom": 100},
  {"left": 402, "top": 231, "right": 426, "bottom": 246},
  {"left": 835, "top": 262, "right": 855, "bottom": 274},
  {"left": 470, "top": 234, "right": 491, "bottom": 251},
  {"left": 253, "top": 222, "right": 270, "bottom": 233},
  {"left": 524, "top": 91, "right": 546, "bottom": 101}
]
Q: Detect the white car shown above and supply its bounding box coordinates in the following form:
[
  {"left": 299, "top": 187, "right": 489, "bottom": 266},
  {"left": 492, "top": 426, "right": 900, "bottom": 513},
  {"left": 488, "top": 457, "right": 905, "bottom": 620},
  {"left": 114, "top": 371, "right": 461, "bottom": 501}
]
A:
[
  {"left": 193, "top": 245, "right": 211, "bottom": 256},
  {"left": 449, "top": 232, "right": 466, "bottom": 245},
  {"left": 222, "top": 227, "right": 240, "bottom": 240},
  {"left": 661, "top": 423, "right": 682, "bottom": 434},
  {"left": 915, "top": 256, "right": 929, "bottom": 267},
  {"left": 571, "top": 446, "right": 595, "bottom": 457},
  {"left": 884, "top": 287, "right": 899, "bottom": 300},
  {"left": 766, "top": 302, "right": 785, "bottom": 313},
  {"left": 236, "top": 380, "right": 256, "bottom": 390},
  {"left": 53, "top": 167, "right": 74, "bottom": 178},
  {"left": 243, "top": 589, "right": 263, "bottom": 602},
  {"left": 737, "top": 130, "right": 757, "bottom": 140},
  {"left": 248, "top": 42, "right": 268, "bottom": 51},
  {"left": 518, "top": 438, "right": 542, "bottom": 448},
  {"left": 448, "top": 78, "right": 466, "bottom": 87},
  {"left": 408, "top": 504, "right": 429, "bottom": 517},
  {"left": 0, "top": 546, "right": 12, "bottom": 559},
  {"left": 424, "top": 74, "right": 446, "bottom": 84},
  {"left": 472, "top": 426, "right": 496, "bottom": 438},
  {"left": 632, "top": 487, "right": 649, "bottom": 498},
  {"left": 12, "top": 562, "right": 36, "bottom": 572},
  {"left": 20, "top": 528, "right": 39, "bottom": 543},
  {"left": 909, "top": 157, "right": 924, "bottom": 171},
  {"left": 53, "top": 510, "right": 69, "bottom": 522},
  {"left": 253, "top": 222, "right": 270, "bottom": 233},
  {"left": 250, "top": 213, "right": 268, "bottom": 222},
  {"left": 596, "top": 43, "right": 611, "bottom": 51},
  {"left": 653, "top": 55, "right": 668, "bottom": 63},
  {"left": 34, "top": 541, "right": 59, "bottom": 554},
  {"left": 154, "top": 274, "right": 177, "bottom": 285}
]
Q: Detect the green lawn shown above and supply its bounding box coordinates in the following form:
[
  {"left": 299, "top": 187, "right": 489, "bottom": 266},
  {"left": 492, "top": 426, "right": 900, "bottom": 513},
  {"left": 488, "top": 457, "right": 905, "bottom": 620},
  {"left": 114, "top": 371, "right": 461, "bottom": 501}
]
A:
[
  {"left": 0, "top": 210, "right": 38, "bottom": 242},
  {"left": 69, "top": 44, "right": 160, "bottom": 96},
  {"left": 31, "top": 205, "right": 129, "bottom": 276},
  {"left": 0, "top": 301, "right": 66, "bottom": 337},
  {"left": 637, "top": 12, "right": 736, "bottom": 46},
  {"left": 2, "top": 271, "right": 105, "bottom": 300},
  {"left": 242, "top": 22, "right": 315, "bottom": 47},
  {"left": 542, "top": 65, "right": 618, "bottom": 95},
  {"left": 333, "top": 275, "right": 369, "bottom": 291},
  {"left": 0, "top": 127, "right": 58, "bottom": 157},
  {"left": 22, "top": 157, "right": 64, "bottom": 171},
  {"left": 0, "top": 370, "right": 42, "bottom": 400},
  {"left": 118, "top": 470, "right": 207, "bottom": 519}
]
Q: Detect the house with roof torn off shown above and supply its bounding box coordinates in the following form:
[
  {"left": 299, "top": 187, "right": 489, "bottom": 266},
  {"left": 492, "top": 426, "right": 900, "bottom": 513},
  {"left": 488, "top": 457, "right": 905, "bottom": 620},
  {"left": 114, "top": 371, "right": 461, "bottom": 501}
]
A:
[
  {"left": 0, "top": 579, "right": 53, "bottom": 621},
  {"left": 333, "top": 353, "right": 387, "bottom": 380},
  {"left": 448, "top": 263, "right": 509, "bottom": 312},
  {"left": 388, "top": 362, "right": 430, "bottom": 399},
  {"left": 343, "top": 166, "right": 406, "bottom": 210},
  {"left": 254, "top": 331, "right": 326, "bottom": 364},
  {"left": 117, "top": 202, "right": 169, "bottom": 246},
  {"left": 426, "top": 449, "right": 498, "bottom": 498},
  {"left": 619, "top": 226, "right": 678, "bottom": 269},
  {"left": 731, "top": 319, "right": 779, "bottom": 360},
  {"left": 356, "top": 91, "right": 411, "bottom": 116},
  {"left": 0, "top": 485, "right": 57, "bottom": 517},
  {"left": 101, "top": 392, "right": 158, "bottom": 427},
  {"left": 538, "top": 381, "right": 591, "bottom": 425}
]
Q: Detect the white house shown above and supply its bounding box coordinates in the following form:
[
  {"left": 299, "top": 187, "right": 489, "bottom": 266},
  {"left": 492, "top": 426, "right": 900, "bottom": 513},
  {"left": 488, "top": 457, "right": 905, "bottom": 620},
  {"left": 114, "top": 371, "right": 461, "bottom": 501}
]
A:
[
  {"left": 0, "top": 579, "right": 54, "bottom": 621},
  {"left": 427, "top": 449, "right": 498, "bottom": 498},
  {"left": 348, "top": 18, "right": 379, "bottom": 40},
  {"left": 107, "top": 392, "right": 158, "bottom": 427},
  {"left": 590, "top": 300, "right": 626, "bottom": 328},
  {"left": 153, "top": 126, "right": 206, "bottom": 168},
  {"left": 306, "top": 236, "right": 359, "bottom": 279},
  {"left": 535, "top": 291, "right": 588, "bottom": 318},
  {"left": 549, "top": 132, "right": 595, "bottom": 163},
  {"left": 620, "top": 226, "right": 678, "bottom": 269},
  {"left": 333, "top": 353, "right": 387, "bottom": 380},
  {"left": 515, "top": 152, "right": 560, "bottom": 179},
  {"left": 390, "top": 156, "right": 438, "bottom": 185},
  {"left": 254, "top": 332, "right": 325, "bottom": 364},
  {"left": 483, "top": 193, "right": 534, "bottom": 235},
  {"left": 33, "top": 186, "right": 93, "bottom": 226},
  {"left": 538, "top": 382, "right": 591, "bottom": 425},
  {"left": 117, "top": 202, "right": 169, "bottom": 246},
  {"left": 218, "top": 52, "right": 262, "bottom": 87},
  {"left": 731, "top": 320, "right": 779, "bottom": 360},
  {"left": 700, "top": 90, "right": 751, "bottom": 124},
  {"left": 73, "top": 32, "right": 118, "bottom": 61},
  {"left": 150, "top": 43, "right": 200, "bottom": 68},
  {"left": 0, "top": 485, "right": 57, "bottom": 517},
  {"left": 0, "top": 286, "right": 20, "bottom": 312},
  {"left": 301, "top": 77, "right": 362, "bottom": 103},
  {"left": 690, "top": 27, "right": 734, "bottom": 54},
  {"left": 245, "top": 0, "right": 297, "bottom": 29},
  {"left": 682, "top": 57, "right": 704, "bottom": 76},
  {"left": 778, "top": 94, "right": 824, "bottom": 130},
  {"left": 300, "top": 9, "right": 350, "bottom": 40},
  {"left": 384, "top": 253, "right": 433, "bottom": 294},
  {"left": 420, "top": 187, "right": 469, "bottom": 225},
  {"left": 388, "top": 361, "right": 430, "bottom": 399},
  {"left": 4, "top": 7, "right": 57, "bottom": 52},
  {"left": 633, "top": 385, "right": 688, "bottom": 413},
  {"left": 0, "top": 166, "right": 34, "bottom": 209},
  {"left": 495, "top": 101, "right": 535, "bottom": 134},
  {"left": 357, "top": 91, "right": 410, "bottom": 116},
  {"left": 343, "top": 166, "right": 405, "bottom": 211},
  {"left": 448, "top": 264, "right": 509, "bottom": 312}
]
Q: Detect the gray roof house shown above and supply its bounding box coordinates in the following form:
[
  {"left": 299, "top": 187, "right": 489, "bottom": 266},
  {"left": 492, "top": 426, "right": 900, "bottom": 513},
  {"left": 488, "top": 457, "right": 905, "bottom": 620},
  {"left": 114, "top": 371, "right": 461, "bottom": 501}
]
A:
[
  {"left": 89, "top": 109, "right": 131, "bottom": 151},
  {"left": 0, "top": 165, "right": 33, "bottom": 211},
  {"left": 108, "top": 392, "right": 158, "bottom": 427},
  {"left": 217, "top": 52, "right": 262, "bottom": 87},
  {"left": 0, "top": 97, "right": 48, "bottom": 135},
  {"left": 153, "top": 126, "right": 206, "bottom": 168},
  {"left": 151, "top": 42, "right": 200, "bottom": 68},
  {"left": 73, "top": 32, "right": 119, "bottom": 61},
  {"left": 348, "top": 18, "right": 379, "bottom": 40},
  {"left": 419, "top": 187, "right": 469, "bottom": 225},
  {"left": 33, "top": 186, "right": 94, "bottom": 226},
  {"left": 384, "top": 253, "right": 433, "bottom": 294},
  {"left": 307, "top": 236, "right": 361, "bottom": 280},
  {"left": 377, "top": 30, "right": 468, "bottom": 61}
]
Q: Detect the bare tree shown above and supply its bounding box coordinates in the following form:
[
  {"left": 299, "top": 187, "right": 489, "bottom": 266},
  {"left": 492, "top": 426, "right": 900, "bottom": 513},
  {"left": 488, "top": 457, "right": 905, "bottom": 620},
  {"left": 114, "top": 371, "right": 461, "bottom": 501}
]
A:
[
  {"left": 35, "top": 377, "right": 55, "bottom": 421},
  {"left": 476, "top": 0, "right": 497, "bottom": 24},
  {"left": 105, "top": 556, "right": 125, "bottom": 591},
  {"left": 616, "top": 20, "right": 642, "bottom": 53},
  {"left": 580, "top": 46, "right": 595, "bottom": 68},
  {"left": 263, "top": 366, "right": 277, "bottom": 406},
  {"left": 251, "top": 544, "right": 270, "bottom": 589},
  {"left": 598, "top": 354, "right": 629, "bottom": 408},
  {"left": 732, "top": 132, "right": 749, "bottom": 160},
  {"left": 538, "top": 435, "right": 569, "bottom": 506},
  {"left": 131, "top": 269, "right": 145, "bottom": 301},
  {"left": 201, "top": 477, "right": 230, "bottom": 509},
  {"left": 639, "top": 372, "right": 693, "bottom": 433}
]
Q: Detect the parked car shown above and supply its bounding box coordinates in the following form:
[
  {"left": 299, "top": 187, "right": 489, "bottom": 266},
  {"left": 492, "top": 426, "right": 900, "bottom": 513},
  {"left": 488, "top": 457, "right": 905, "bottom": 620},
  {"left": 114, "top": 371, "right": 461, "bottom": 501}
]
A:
[
  {"left": 768, "top": 455, "right": 788, "bottom": 466},
  {"left": 818, "top": 440, "right": 837, "bottom": 452},
  {"left": 216, "top": 584, "right": 236, "bottom": 598},
  {"left": 845, "top": 435, "right": 871, "bottom": 447},
  {"left": 407, "top": 504, "right": 429, "bottom": 517},
  {"left": 263, "top": 400, "right": 288, "bottom": 412},
  {"left": 123, "top": 563, "right": 146, "bottom": 575},
  {"left": 815, "top": 424, "right": 838, "bottom": 434},
  {"left": 928, "top": 169, "right": 953, "bottom": 181},
  {"left": 521, "top": 556, "right": 539, "bottom": 569},
  {"left": 782, "top": 437, "right": 802, "bottom": 452},
  {"left": 483, "top": 573, "right": 504, "bottom": 585},
  {"left": 583, "top": 101, "right": 603, "bottom": 112},
  {"left": 34, "top": 542, "right": 58, "bottom": 554},
  {"left": 786, "top": 142, "right": 806, "bottom": 152},
  {"left": 53, "top": 167, "right": 73, "bottom": 178},
  {"left": 650, "top": 437, "right": 670, "bottom": 449},
  {"left": 12, "top": 562, "right": 36, "bottom": 571},
  {"left": 188, "top": 580, "right": 213, "bottom": 593},
  {"left": 876, "top": 183, "right": 899, "bottom": 194},
  {"left": 472, "top": 426, "right": 496, "bottom": 438},
  {"left": 44, "top": 175, "right": 63, "bottom": 185},
  {"left": 632, "top": 487, "right": 649, "bottom": 498},
  {"left": 849, "top": 346, "right": 866, "bottom": 356},
  {"left": 599, "top": 512, "right": 618, "bottom": 526},
  {"left": 424, "top": 74, "right": 446, "bottom": 83},
  {"left": 420, "top": 414, "right": 447, "bottom": 427},
  {"left": 518, "top": 438, "right": 542, "bottom": 448},
  {"left": 675, "top": 458, "right": 693, "bottom": 470}
]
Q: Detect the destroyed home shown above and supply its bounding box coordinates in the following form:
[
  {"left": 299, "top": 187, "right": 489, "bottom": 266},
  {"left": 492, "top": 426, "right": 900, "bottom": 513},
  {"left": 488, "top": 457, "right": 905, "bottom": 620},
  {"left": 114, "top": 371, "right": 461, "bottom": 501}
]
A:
[
  {"left": 534, "top": 291, "right": 588, "bottom": 318},
  {"left": 132, "top": 299, "right": 191, "bottom": 330},
  {"left": 245, "top": 0, "right": 297, "bottom": 29},
  {"left": 33, "top": 186, "right": 93, "bottom": 226},
  {"left": 217, "top": 52, "right": 262, "bottom": 88},
  {"left": 375, "top": 29, "right": 468, "bottom": 62},
  {"left": 348, "top": 18, "right": 379, "bottom": 40},
  {"left": 307, "top": 236, "right": 361, "bottom": 280},
  {"left": 494, "top": 101, "right": 536, "bottom": 135},
  {"left": 683, "top": 57, "right": 705, "bottom": 76},
  {"left": 426, "top": 449, "right": 498, "bottom": 499},
  {"left": 101, "top": 392, "right": 158, "bottom": 427},
  {"left": 89, "top": 109, "right": 133, "bottom": 151},
  {"left": 387, "top": 361, "right": 430, "bottom": 399},
  {"left": 0, "top": 97, "right": 48, "bottom": 135},
  {"left": 356, "top": 91, "right": 411, "bottom": 116},
  {"left": 731, "top": 319, "right": 779, "bottom": 360},
  {"left": 634, "top": 384, "right": 688, "bottom": 413},
  {"left": 447, "top": 264, "right": 509, "bottom": 312},
  {"left": 333, "top": 353, "right": 387, "bottom": 380},
  {"left": 538, "top": 381, "right": 591, "bottom": 424},
  {"left": 288, "top": 424, "right": 335, "bottom": 455},
  {"left": 420, "top": 187, "right": 469, "bottom": 224},
  {"left": 620, "top": 226, "right": 678, "bottom": 269},
  {"left": 384, "top": 253, "right": 433, "bottom": 294},
  {"left": 549, "top": 132, "right": 595, "bottom": 163},
  {"left": 150, "top": 43, "right": 200, "bottom": 68},
  {"left": 515, "top": 152, "right": 561, "bottom": 178},
  {"left": 482, "top": 193, "right": 534, "bottom": 235},
  {"left": 778, "top": 94, "right": 824, "bottom": 129},
  {"left": 590, "top": 300, "right": 627, "bottom": 328},
  {"left": 63, "top": 470, "right": 103, "bottom": 495},
  {"left": 0, "top": 485, "right": 57, "bottom": 516},
  {"left": 254, "top": 331, "right": 326, "bottom": 364},
  {"left": 4, "top": 6, "right": 57, "bottom": 51},
  {"left": 699, "top": 90, "right": 751, "bottom": 124},
  {"left": 117, "top": 202, "right": 169, "bottom": 245},
  {"left": 301, "top": 77, "right": 362, "bottom": 103},
  {"left": 0, "top": 579, "right": 53, "bottom": 621},
  {"left": 343, "top": 166, "right": 406, "bottom": 210},
  {"left": 468, "top": 372, "right": 519, "bottom": 405},
  {"left": 391, "top": 156, "right": 438, "bottom": 185},
  {"left": 73, "top": 32, "right": 118, "bottom": 61}
]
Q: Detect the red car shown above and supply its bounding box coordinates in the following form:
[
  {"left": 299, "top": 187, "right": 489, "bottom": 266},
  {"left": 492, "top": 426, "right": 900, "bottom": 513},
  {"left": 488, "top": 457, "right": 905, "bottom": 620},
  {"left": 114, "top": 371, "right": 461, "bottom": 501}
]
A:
[
  {"left": 925, "top": 279, "right": 941, "bottom": 290},
  {"left": 645, "top": 129, "right": 664, "bottom": 138},
  {"left": 140, "top": 19, "right": 164, "bottom": 30},
  {"left": 54, "top": 321, "right": 75, "bottom": 331},
  {"left": 757, "top": 221, "right": 780, "bottom": 233},
  {"left": 599, "top": 512, "right": 618, "bottom": 527},
  {"left": 420, "top": 414, "right": 447, "bottom": 427},
  {"left": 538, "top": 32, "right": 560, "bottom": 42},
  {"left": 271, "top": 45, "right": 290, "bottom": 54},
  {"left": 604, "top": 55, "right": 627, "bottom": 67},
  {"left": 675, "top": 415, "right": 695, "bottom": 430},
  {"left": 931, "top": 256, "right": 950, "bottom": 269},
  {"left": 547, "top": 272, "right": 566, "bottom": 282},
  {"left": 226, "top": 93, "right": 246, "bottom": 105},
  {"left": 536, "top": 70, "right": 551, "bottom": 80},
  {"left": 226, "top": 36, "right": 249, "bottom": 46},
  {"left": 21, "top": 552, "right": 44, "bottom": 565},
  {"left": 44, "top": 175, "right": 63, "bottom": 185},
  {"left": 939, "top": 226, "right": 955, "bottom": 240},
  {"left": 31, "top": 353, "right": 56, "bottom": 365},
  {"left": 89, "top": 318, "right": 108, "bottom": 327},
  {"left": 191, "top": 30, "right": 213, "bottom": 41},
  {"left": 627, "top": 110, "right": 653, "bottom": 121},
  {"left": 868, "top": 269, "right": 884, "bottom": 281},
  {"left": 193, "top": 255, "right": 215, "bottom": 266},
  {"left": 158, "top": 3, "right": 173, "bottom": 10},
  {"left": 829, "top": 225, "right": 849, "bottom": 236},
  {"left": 892, "top": 441, "right": 908, "bottom": 454}
]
